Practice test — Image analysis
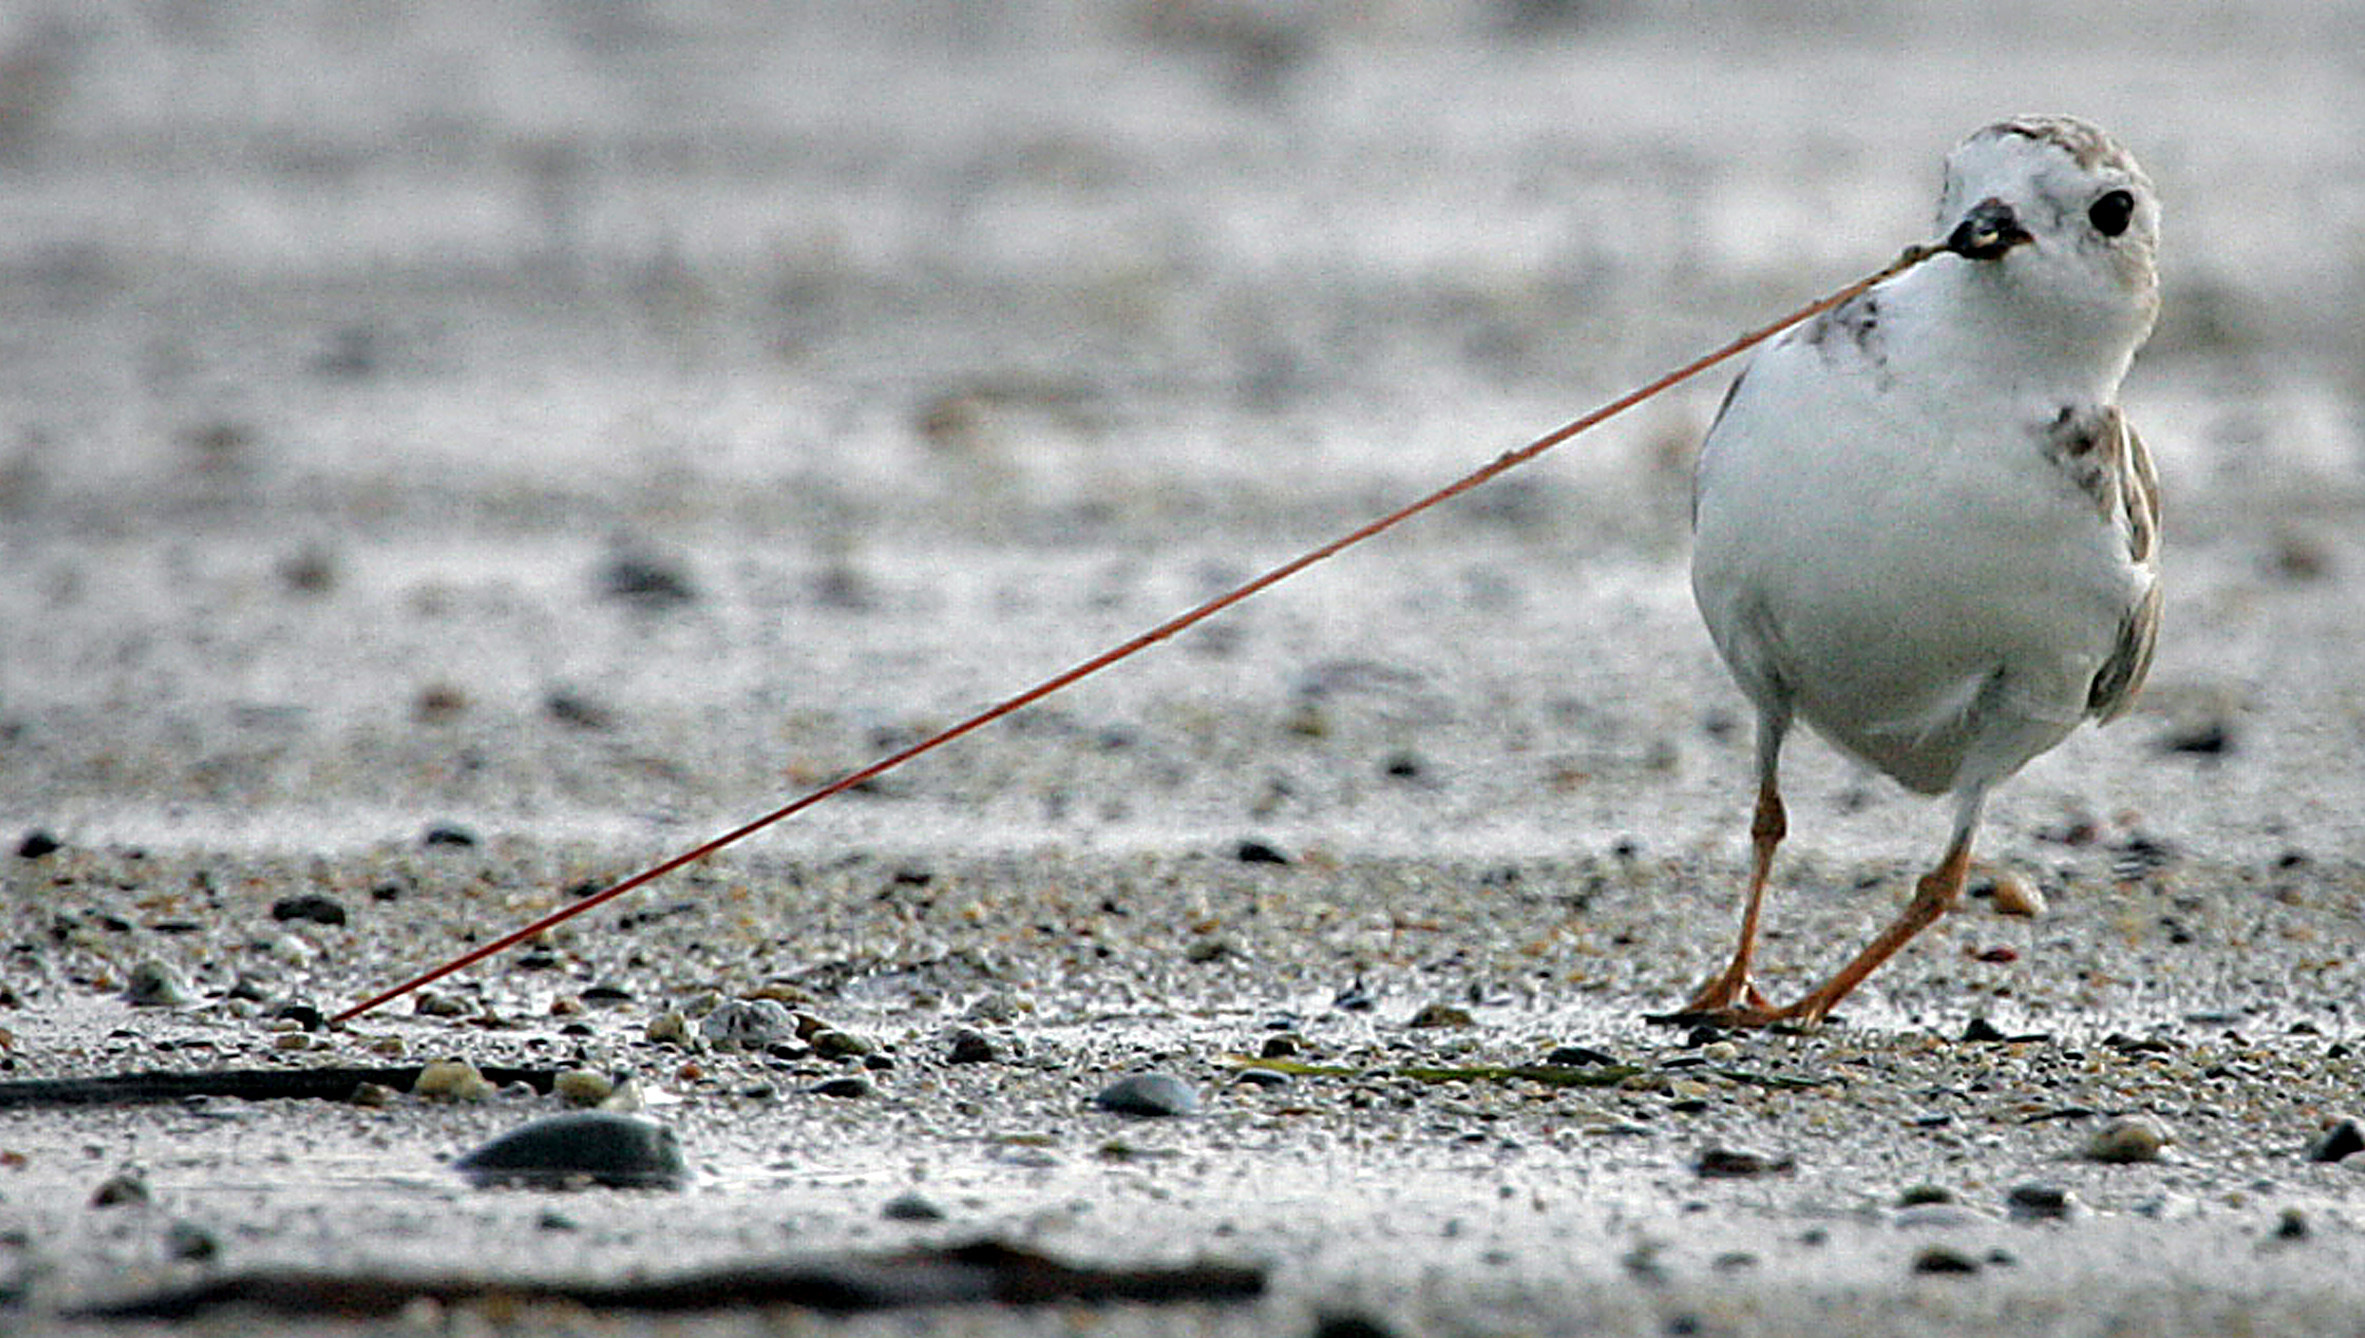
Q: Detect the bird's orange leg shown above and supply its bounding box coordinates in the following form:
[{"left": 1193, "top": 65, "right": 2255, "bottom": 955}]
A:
[
  {"left": 1765, "top": 828, "right": 1974, "bottom": 1027},
  {"left": 1665, "top": 774, "right": 1784, "bottom": 1022}
]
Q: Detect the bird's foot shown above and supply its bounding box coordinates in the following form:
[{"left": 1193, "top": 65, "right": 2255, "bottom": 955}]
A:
[
  {"left": 1646, "top": 966, "right": 1779, "bottom": 1028},
  {"left": 1646, "top": 973, "right": 1841, "bottom": 1030}
]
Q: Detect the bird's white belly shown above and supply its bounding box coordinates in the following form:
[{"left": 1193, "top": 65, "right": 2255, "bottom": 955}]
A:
[{"left": 1693, "top": 366, "right": 2133, "bottom": 794}]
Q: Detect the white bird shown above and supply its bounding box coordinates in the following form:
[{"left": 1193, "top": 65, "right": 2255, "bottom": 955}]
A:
[{"left": 1675, "top": 116, "right": 2163, "bottom": 1027}]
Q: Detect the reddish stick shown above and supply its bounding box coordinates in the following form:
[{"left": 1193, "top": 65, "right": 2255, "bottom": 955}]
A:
[{"left": 331, "top": 242, "right": 1939, "bottom": 1025}]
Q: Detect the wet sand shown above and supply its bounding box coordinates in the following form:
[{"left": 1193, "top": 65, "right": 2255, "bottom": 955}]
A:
[{"left": 5, "top": 3, "right": 2365, "bottom": 1333}]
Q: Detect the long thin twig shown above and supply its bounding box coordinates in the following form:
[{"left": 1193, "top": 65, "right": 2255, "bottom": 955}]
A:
[{"left": 332, "top": 242, "right": 1940, "bottom": 1024}]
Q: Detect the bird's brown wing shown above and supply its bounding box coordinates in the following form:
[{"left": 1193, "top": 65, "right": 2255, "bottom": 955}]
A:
[{"left": 2087, "top": 410, "right": 2160, "bottom": 722}]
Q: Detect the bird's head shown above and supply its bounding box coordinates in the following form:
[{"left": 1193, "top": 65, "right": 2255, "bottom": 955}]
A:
[{"left": 1935, "top": 116, "right": 2160, "bottom": 350}]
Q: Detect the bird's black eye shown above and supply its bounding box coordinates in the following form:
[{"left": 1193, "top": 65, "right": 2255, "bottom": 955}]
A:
[{"left": 2088, "top": 189, "right": 2135, "bottom": 238}]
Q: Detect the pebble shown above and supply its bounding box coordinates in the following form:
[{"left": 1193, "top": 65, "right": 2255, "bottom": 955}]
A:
[
  {"left": 90, "top": 1167, "right": 150, "bottom": 1208},
  {"left": 270, "top": 893, "right": 348, "bottom": 926},
  {"left": 349, "top": 1082, "right": 400, "bottom": 1108},
  {"left": 1695, "top": 1146, "right": 1795, "bottom": 1178},
  {"left": 16, "top": 830, "right": 62, "bottom": 860},
  {"left": 412, "top": 990, "right": 471, "bottom": 1018},
  {"left": 882, "top": 1189, "right": 946, "bottom": 1222},
  {"left": 2082, "top": 1116, "right": 2169, "bottom": 1164},
  {"left": 123, "top": 960, "right": 193, "bottom": 1007},
  {"left": 699, "top": 998, "right": 798, "bottom": 1050},
  {"left": 1094, "top": 1072, "right": 1200, "bottom": 1118},
  {"left": 1235, "top": 1066, "right": 1292, "bottom": 1088},
  {"left": 454, "top": 1111, "right": 687, "bottom": 1190},
  {"left": 165, "top": 1221, "right": 219, "bottom": 1261},
  {"left": 553, "top": 1070, "right": 615, "bottom": 1108},
  {"left": 2005, "top": 1183, "right": 2078, "bottom": 1220},
  {"left": 413, "top": 1059, "right": 495, "bottom": 1103},
  {"left": 1986, "top": 872, "right": 2045, "bottom": 917},
  {"left": 948, "top": 1029, "right": 999, "bottom": 1064},
  {"left": 646, "top": 1010, "right": 692, "bottom": 1046},
  {"left": 1545, "top": 1044, "right": 1619, "bottom": 1067},
  {"left": 810, "top": 1027, "right": 877, "bottom": 1059},
  {"left": 1311, "top": 1314, "right": 1401, "bottom": 1338},
  {"left": 1911, "top": 1244, "right": 1982, "bottom": 1275},
  {"left": 274, "top": 1002, "right": 327, "bottom": 1030},
  {"left": 1406, "top": 1002, "right": 1475, "bottom": 1029},
  {"left": 2306, "top": 1116, "right": 2363, "bottom": 1164},
  {"left": 600, "top": 551, "right": 698, "bottom": 606},
  {"left": 808, "top": 1076, "right": 874, "bottom": 1099}
]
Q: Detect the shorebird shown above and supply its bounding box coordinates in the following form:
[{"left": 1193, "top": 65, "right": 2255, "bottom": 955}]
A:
[{"left": 1673, "top": 116, "right": 2162, "bottom": 1027}]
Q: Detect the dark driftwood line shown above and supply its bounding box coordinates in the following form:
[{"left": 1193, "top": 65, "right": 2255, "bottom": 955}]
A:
[
  {"left": 75, "top": 1240, "right": 1267, "bottom": 1318},
  {"left": 0, "top": 1065, "right": 559, "bottom": 1109}
]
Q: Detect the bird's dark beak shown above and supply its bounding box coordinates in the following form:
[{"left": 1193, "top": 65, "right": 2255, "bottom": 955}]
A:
[{"left": 1947, "top": 198, "right": 2031, "bottom": 261}]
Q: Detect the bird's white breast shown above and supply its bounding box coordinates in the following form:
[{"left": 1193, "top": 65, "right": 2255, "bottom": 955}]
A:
[{"left": 1690, "top": 267, "right": 2144, "bottom": 794}]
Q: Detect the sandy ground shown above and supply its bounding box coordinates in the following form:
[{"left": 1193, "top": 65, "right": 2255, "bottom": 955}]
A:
[{"left": 5, "top": 2, "right": 2365, "bottom": 1333}]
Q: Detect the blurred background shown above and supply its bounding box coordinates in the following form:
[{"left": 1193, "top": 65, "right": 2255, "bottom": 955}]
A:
[{"left": 2, "top": 1, "right": 2359, "bottom": 863}]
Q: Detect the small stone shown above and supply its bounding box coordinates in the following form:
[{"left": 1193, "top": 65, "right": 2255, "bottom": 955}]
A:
[
  {"left": 947, "top": 1029, "right": 999, "bottom": 1064},
  {"left": 16, "top": 830, "right": 61, "bottom": 860},
  {"left": 553, "top": 1070, "right": 615, "bottom": 1108},
  {"left": 700, "top": 998, "right": 797, "bottom": 1050},
  {"left": 1234, "top": 1067, "right": 1292, "bottom": 1089},
  {"left": 600, "top": 551, "right": 698, "bottom": 606},
  {"left": 1960, "top": 1016, "right": 2009, "bottom": 1043},
  {"left": 454, "top": 1111, "right": 686, "bottom": 1190},
  {"left": 646, "top": 1010, "right": 691, "bottom": 1046},
  {"left": 274, "top": 1002, "right": 327, "bottom": 1031},
  {"left": 1311, "top": 1314, "right": 1400, "bottom": 1338},
  {"left": 413, "top": 990, "right": 471, "bottom": 1018},
  {"left": 1896, "top": 1184, "right": 1956, "bottom": 1207},
  {"left": 270, "top": 894, "right": 348, "bottom": 927},
  {"left": 2276, "top": 1207, "right": 2311, "bottom": 1240},
  {"left": 808, "top": 1076, "right": 874, "bottom": 1099},
  {"left": 2306, "top": 1116, "right": 2364, "bottom": 1164},
  {"left": 420, "top": 823, "right": 478, "bottom": 849},
  {"left": 1986, "top": 873, "right": 2045, "bottom": 917},
  {"left": 165, "top": 1221, "right": 219, "bottom": 1261},
  {"left": 2159, "top": 719, "right": 2235, "bottom": 756},
  {"left": 2083, "top": 1116, "right": 2168, "bottom": 1164},
  {"left": 1912, "top": 1245, "right": 1981, "bottom": 1275},
  {"left": 1406, "top": 1002, "right": 1475, "bottom": 1029},
  {"left": 413, "top": 1059, "right": 495, "bottom": 1103},
  {"left": 1261, "top": 1034, "right": 1305, "bottom": 1059},
  {"left": 124, "top": 961, "right": 193, "bottom": 1007},
  {"left": 91, "top": 1168, "right": 150, "bottom": 1207},
  {"left": 809, "top": 1027, "right": 876, "bottom": 1059},
  {"left": 1695, "top": 1146, "right": 1794, "bottom": 1178},
  {"left": 1183, "top": 935, "right": 1232, "bottom": 963},
  {"left": 349, "top": 1082, "right": 400, "bottom": 1108},
  {"left": 1094, "top": 1072, "right": 1200, "bottom": 1118},
  {"left": 2005, "top": 1182, "right": 2077, "bottom": 1220},
  {"left": 1546, "top": 1044, "right": 1618, "bottom": 1067},
  {"left": 882, "top": 1189, "right": 946, "bottom": 1222},
  {"left": 1234, "top": 839, "right": 1292, "bottom": 865}
]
